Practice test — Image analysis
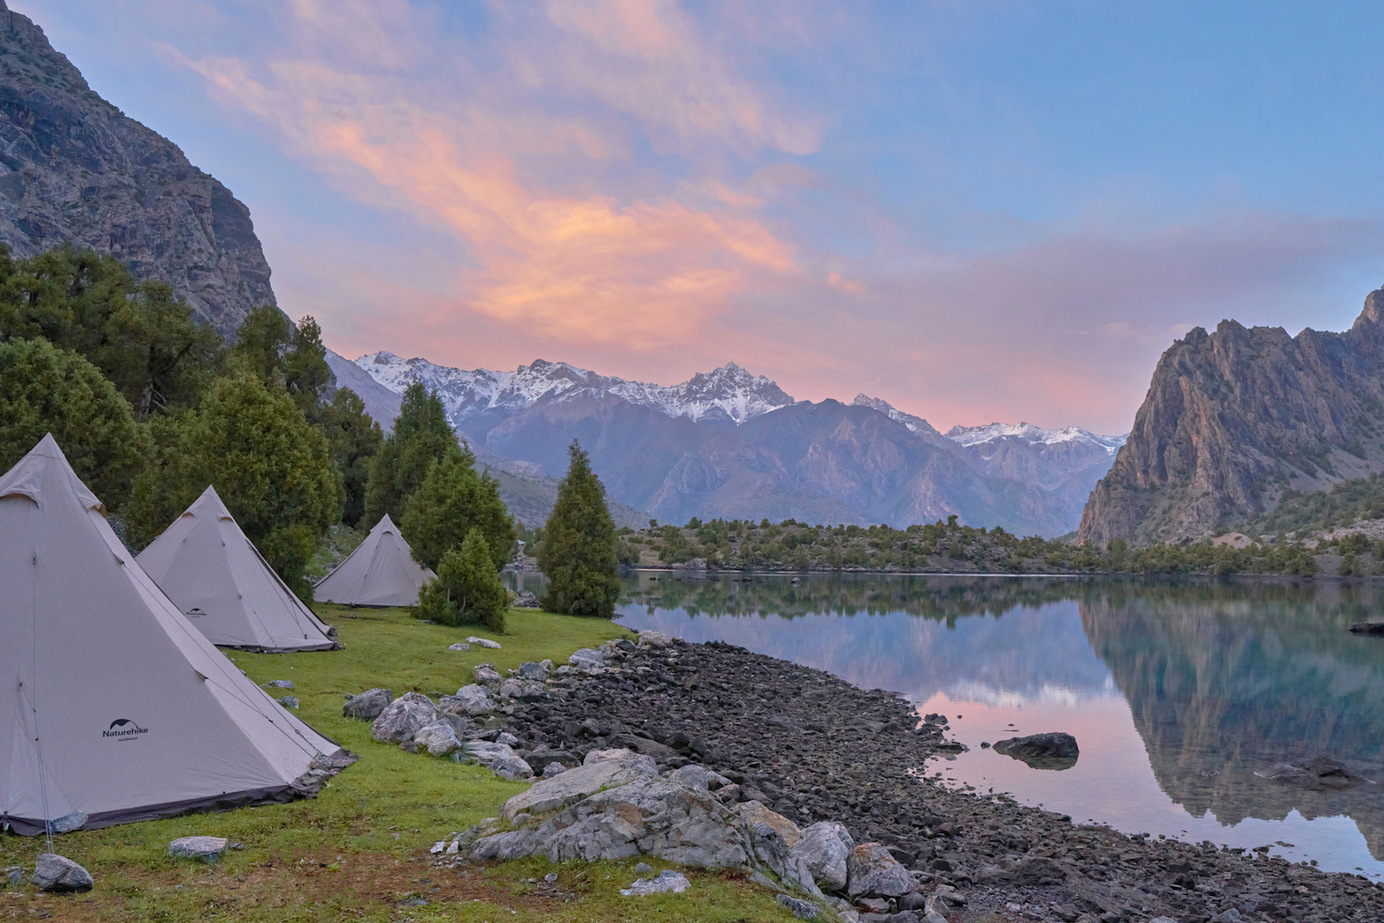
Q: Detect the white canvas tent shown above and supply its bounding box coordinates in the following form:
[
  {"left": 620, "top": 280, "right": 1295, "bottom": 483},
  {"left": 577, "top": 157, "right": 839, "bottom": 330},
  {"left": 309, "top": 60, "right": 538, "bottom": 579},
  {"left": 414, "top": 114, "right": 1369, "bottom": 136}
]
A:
[
  {"left": 0, "top": 435, "right": 351, "bottom": 835},
  {"left": 313, "top": 514, "right": 435, "bottom": 607},
  {"left": 136, "top": 486, "right": 338, "bottom": 652}
]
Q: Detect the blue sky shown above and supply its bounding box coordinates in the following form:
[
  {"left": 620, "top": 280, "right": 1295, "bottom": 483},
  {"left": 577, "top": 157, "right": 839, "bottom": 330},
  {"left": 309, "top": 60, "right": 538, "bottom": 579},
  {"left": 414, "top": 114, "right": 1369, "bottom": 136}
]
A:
[{"left": 16, "top": 0, "right": 1384, "bottom": 432}]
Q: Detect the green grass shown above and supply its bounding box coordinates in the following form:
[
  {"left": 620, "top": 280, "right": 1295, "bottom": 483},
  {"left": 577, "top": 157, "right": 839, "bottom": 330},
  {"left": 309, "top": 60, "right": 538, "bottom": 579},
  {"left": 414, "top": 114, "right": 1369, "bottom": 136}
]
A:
[{"left": 0, "top": 607, "right": 798, "bottom": 922}]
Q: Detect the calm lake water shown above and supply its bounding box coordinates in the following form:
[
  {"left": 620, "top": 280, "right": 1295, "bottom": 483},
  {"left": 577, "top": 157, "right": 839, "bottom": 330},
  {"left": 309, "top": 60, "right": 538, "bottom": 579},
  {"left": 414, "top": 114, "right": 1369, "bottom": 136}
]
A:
[{"left": 594, "top": 572, "right": 1384, "bottom": 879}]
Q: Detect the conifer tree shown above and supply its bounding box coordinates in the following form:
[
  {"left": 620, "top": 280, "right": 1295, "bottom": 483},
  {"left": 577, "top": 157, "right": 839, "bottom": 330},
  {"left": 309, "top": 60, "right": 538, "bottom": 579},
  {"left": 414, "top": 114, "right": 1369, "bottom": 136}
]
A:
[
  {"left": 401, "top": 452, "right": 513, "bottom": 571},
  {"left": 415, "top": 529, "right": 508, "bottom": 631},
  {"left": 538, "top": 440, "right": 621, "bottom": 618},
  {"left": 362, "top": 382, "right": 460, "bottom": 525}
]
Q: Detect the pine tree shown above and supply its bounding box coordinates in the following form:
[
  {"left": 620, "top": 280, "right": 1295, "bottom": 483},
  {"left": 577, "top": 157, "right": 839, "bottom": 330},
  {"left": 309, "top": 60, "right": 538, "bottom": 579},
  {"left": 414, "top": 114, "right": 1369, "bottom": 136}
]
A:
[
  {"left": 362, "top": 383, "right": 461, "bottom": 525},
  {"left": 538, "top": 440, "right": 621, "bottom": 618},
  {"left": 415, "top": 529, "right": 508, "bottom": 631},
  {"left": 319, "top": 387, "right": 384, "bottom": 527},
  {"left": 401, "top": 452, "right": 513, "bottom": 571}
]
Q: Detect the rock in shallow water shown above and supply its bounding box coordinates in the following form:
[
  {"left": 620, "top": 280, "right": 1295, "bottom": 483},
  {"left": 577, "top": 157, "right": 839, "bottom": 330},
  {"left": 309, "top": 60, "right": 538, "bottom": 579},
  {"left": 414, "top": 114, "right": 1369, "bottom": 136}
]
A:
[{"left": 992, "top": 732, "right": 1079, "bottom": 770}]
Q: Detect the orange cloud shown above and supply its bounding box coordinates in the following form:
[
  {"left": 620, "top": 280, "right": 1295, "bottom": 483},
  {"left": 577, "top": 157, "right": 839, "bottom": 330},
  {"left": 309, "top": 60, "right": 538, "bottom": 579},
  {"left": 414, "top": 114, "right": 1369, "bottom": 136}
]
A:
[{"left": 175, "top": 1, "right": 803, "bottom": 347}]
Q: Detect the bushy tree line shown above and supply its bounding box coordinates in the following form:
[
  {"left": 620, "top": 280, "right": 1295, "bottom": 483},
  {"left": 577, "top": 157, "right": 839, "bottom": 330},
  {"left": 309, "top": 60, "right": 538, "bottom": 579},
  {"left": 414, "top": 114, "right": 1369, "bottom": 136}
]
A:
[{"left": 0, "top": 244, "right": 518, "bottom": 612}]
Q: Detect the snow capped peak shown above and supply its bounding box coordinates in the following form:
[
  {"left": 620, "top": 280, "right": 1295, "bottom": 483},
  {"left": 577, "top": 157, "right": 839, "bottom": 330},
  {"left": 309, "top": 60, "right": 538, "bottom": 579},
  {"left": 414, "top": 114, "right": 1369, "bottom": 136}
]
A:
[
  {"left": 945, "top": 422, "right": 1126, "bottom": 452},
  {"left": 354, "top": 353, "right": 794, "bottom": 425},
  {"left": 850, "top": 394, "right": 943, "bottom": 438}
]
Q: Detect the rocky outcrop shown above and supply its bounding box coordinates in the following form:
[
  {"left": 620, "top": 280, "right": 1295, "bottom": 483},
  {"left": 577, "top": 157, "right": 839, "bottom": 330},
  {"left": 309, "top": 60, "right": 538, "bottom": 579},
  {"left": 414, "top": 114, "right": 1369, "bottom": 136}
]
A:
[
  {"left": 1080, "top": 289, "right": 1384, "bottom": 546},
  {"left": 0, "top": 1, "right": 277, "bottom": 337},
  {"left": 992, "top": 732, "right": 1079, "bottom": 770}
]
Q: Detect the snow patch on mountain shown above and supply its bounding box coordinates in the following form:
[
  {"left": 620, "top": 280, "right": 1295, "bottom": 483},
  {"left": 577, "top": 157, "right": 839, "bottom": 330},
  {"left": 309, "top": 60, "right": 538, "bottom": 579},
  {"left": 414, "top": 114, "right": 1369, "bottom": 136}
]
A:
[
  {"left": 850, "top": 394, "right": 944, "bottom": 439},
  {"left": 945, "top": 422, "right": 1126, "bottom": 452},
  {"left": 355, "top": 352, "right": 794, "bottom": 425}
]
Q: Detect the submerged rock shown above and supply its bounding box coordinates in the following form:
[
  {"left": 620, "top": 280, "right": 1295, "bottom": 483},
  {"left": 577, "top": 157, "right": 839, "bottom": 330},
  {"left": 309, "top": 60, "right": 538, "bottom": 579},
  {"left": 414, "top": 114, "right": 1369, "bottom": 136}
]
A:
[{"left": 1257, "top": 757, "right": 1373, "bottom": 790}]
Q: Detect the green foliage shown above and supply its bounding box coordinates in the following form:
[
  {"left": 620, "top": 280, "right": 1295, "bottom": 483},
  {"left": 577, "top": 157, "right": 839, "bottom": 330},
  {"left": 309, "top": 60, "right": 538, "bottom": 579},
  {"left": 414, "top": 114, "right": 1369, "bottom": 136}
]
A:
[
  {"left": 319, "top": 387, "right": 384, "bottom": 527},
  {"left": 538, "top": 440, "right": 621, "bottom": 618},
  {"left": 415, "top": 530, "right": 508, "bottom": 631},
  {"left": 0, "top": 245, "right": 222, "bottom": 416},
  {"left": 126, "top": 374, "right": 343, "bottom": 596},
  {"left": 229, "top": 304, "right": 291, "bottom": 383},
  {"left": 1245, "top": 472, "right": 1384, "bottom": 536},
  {"left": 0, "top": 337, "right": 148, "bottom": 507},
  {"left": 363, "top": 382, "right": 461, "bottom": 526},
  {"left": 283, "top": 315, "right": 332, "bottom": 415},
  {"left": 401, "top": 452, "right": 514, "bottom": 571}
]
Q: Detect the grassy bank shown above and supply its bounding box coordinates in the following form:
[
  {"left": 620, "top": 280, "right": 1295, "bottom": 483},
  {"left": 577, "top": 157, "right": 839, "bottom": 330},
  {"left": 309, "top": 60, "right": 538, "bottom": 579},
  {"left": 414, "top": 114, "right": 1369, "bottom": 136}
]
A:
[{"left": 0, "top": 607, "right": 797, "bottom": 922}]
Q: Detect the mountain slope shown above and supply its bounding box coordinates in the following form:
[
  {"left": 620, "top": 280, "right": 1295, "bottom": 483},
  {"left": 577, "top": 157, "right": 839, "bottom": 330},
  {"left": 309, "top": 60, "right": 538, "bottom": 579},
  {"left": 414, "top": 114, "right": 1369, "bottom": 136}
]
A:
[
  {"left": 0, "top": 2, "right": 277, "bottom": 336},
  {"left": 1079, "top": 288, "right": 1384, "bottom": 546}
]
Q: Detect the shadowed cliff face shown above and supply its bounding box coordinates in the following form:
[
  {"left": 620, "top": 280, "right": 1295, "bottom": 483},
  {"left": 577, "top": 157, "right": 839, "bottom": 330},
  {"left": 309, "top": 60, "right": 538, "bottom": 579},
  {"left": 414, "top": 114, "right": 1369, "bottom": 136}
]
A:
[
  {"left": 1078, "top": 289, "right": 1384, "bottom": 546},
  {"left": 0, "top": 2, "right": 276, "bottom": 336},
  {"left": 1080, "top": 583, "right": 1384, "bottom": 858}
]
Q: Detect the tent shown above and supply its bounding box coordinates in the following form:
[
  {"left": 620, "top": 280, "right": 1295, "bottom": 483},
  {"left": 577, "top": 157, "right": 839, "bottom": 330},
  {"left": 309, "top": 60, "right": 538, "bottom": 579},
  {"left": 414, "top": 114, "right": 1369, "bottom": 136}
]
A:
[
  {"left": 0, "top": 435, "right": 351, "bottom": 835},
  {"left": 136, "top": 486, "right": 338, "bottom": 652},
  {"left": 313, "top": 514, "right": 435, "bottom": 607}
]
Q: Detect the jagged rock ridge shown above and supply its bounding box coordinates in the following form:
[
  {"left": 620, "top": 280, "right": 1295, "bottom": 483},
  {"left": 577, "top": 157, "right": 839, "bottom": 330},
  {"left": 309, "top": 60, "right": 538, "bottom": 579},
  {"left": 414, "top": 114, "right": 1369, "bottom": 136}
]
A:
[
  {"left": 1079, "top": 288, "right": 1384, "bottom": 546},
  {"left": 0, "top": 1, "right": 276, "bottom": 336}
]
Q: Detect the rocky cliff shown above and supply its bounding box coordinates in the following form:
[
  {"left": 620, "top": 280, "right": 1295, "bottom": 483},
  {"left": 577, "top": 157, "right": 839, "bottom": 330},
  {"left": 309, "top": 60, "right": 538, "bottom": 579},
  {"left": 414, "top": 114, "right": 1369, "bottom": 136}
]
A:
[
  {"left": 1078, "top": 288, "right": 1384, "bottom": 546},
  {"left": 0, "top": 1, "right": 276, "bottom": 336}
]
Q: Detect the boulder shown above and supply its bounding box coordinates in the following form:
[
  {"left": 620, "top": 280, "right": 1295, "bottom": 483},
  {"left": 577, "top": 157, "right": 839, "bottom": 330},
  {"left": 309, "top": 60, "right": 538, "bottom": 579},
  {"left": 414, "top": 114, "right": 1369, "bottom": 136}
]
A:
[
  {"left": 343, "top": 687, "right": 392, "bottom": 720},
  {"left": 497, "top": 678, "right": 547, "bottom": 701},
  {"left": 264, "top": 679, "right": 294, "bottom": 689},
  {"left": 168, "top": 836, "right": 228, "bottom": 863},
  {"left": 277, "top": 696, "right": 299, "bottom": 709},
  {"left": 460, "top": 740, "right": 533, "bottom": 780},
  {"left": 446, "top": 684, "right": 495, "bottom": 717},
  {"left": 500, "top": 748, "right": 658, "bottom": 821},
  {"left": 515, "top": 661, "right": 549, "bottom": 681},
  {"left": 448, "top": 641, "right": 471, "bottom": 651},
  {"left": 371, "top": 692, "right": 439, "bottom": 744},
  {"left": 738, "top": 801, "right": 821, "bottom": 897},
  {"left": 846, "top": 843, "right": 911, "bottom": 899},
  {"left": 473, "top": 663, "right": 505, "bottom": 688},
  {"left": 414, "top": 720, "right": 462, "bottom": 757},
  {"left": 568, "top": 648, "right": 605, "bottom": 672},
  {"left": 467, "top": 636, "right": 503, "bottom": 649},
  {"left": 4, "top": 867, "right": 24, "bottom": 888},
  {"left": 777, "top": 894, "right": 821, "bottom": 919},
  {"left": 668, "top": 764, "right": 731, "bottom": 791},
  {"left": 31, "top": 854, "right": 93, "bottom": 893},
  {"left": 792, "top": 821, "right": 855, "bottom": 892},
  {"left": 473, "top": 775, "right": 751, "bottom": 868},
  {"left": 992, "top": 732, "right": 1079, "bottom": 770},
  {"left": 639, "top": 630, "right": 673, "bottom": 648}
]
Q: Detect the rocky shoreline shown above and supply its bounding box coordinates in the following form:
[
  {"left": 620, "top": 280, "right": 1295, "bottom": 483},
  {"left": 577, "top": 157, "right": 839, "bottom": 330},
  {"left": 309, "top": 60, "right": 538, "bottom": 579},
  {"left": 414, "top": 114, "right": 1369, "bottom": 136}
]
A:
[{"left": 483, "top": 636, "right": 1384, "bottom": 923}]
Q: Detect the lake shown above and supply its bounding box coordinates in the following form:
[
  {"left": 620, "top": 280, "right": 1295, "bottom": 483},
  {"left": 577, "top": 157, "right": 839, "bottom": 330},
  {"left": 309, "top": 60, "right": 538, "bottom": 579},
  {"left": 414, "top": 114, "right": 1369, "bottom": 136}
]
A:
[{"left": 599, "top": 572, "right": 1384, "bottom": 879}]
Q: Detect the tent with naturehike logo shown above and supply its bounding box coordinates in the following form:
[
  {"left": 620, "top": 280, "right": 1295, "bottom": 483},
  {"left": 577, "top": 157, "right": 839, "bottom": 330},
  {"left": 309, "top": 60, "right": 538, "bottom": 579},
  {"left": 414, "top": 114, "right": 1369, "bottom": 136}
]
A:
[
  {"left": 0, "top": 435, "right": 352, "bottom": 835},
  {"left": 312, "top": 514, "right": 435, "bottom": 607},
  {"left": 136, "top": 485, "right": 338, "bottom": 652}
]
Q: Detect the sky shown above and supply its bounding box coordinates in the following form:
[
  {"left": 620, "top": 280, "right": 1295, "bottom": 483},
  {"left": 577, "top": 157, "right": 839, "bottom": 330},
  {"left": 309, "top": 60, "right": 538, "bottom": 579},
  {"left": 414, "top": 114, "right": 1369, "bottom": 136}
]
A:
[{"left": 16, "top": 0, "right": 1384, "bottom": 434}]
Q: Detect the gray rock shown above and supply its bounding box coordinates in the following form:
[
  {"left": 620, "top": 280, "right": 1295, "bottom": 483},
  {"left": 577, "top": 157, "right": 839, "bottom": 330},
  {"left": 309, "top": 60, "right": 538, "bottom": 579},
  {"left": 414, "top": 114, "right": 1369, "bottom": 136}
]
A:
[
  {"left": 846, "top": 843, "right": 911, "bottom": 899},
  {"left": 497, "top": 678, "right": 548, "bottom": 701},
  {"left": 168, "top": 836, "right": 228, "bottom": 863},
  {"left": 542, "top": 761, "right": 567, "bottom": 778},
  {"left": 638, "top": 630, "right": 674, "bottom": 648},
  {"left": 1257, "top": 756, "right": 1372, "bottom": 790},
  {"left": 496, "top": 731, "right": 521, "bottom": 748},
  {"left": 31, "top": 854, "right": 93, "bottom": 893},
  {"left": 467, "top": 636, "right": 503, "bottom": 649},
  {"left": 668, "top": 764, "right": 732, "bottom": 791},
  {"left": 48, "top": 811, "right": 88, "bottom": 834},
  {"left": 448, "top": 642, "right": 471, "bottom": 651},
  {"left": 515, "top": 661, "right": 549, "bottom": 681},
  {"left": 4, "top": 866, "right": 24, "bottom": 888},
  {"left": 500, "top": 749, "right": 657, "bottom": 821},
  {"left": 343, "top": 687, "right": 392, "bottom": 720},
  {"left": 371, "top": 692, "right": 439, "bottom": 744},
  {"left": 277, "top": 695, "right": 299, "bottom": 709},
  {"left": 777, "top": 894, "right": 820, "bottom": 920},
  {"left": 474, "top": 775, "right": 751, "bottom": 868},
  {"left": 621, "top": 869, "right": 689, "bottom": 896},
  {"left": 414, "top": 720, "right": 462, "bottom": 757},
  {"left": 568, "top": 648, "right": 606, "bottom": 672},
  {"left": 992, "top": 732, "right": 1079, "bottom": 770},
  {"left": 514, "top": 590, "right": 541, "bottom": 609},
  {"left": 446, "top": 684, "right": 495, "bottom": 717},
  {"left": 264, "top": 679, "right": 294, "bottom": 689},
  {"left": 459, "top": 740, "right": 533, "bottom": 780},
  {"left": 634, "top": 861, "right": 653, "bottom": 875},
  {"left": 473, "top": 663, "right": 505, "bottom": 688},
  {"left": 792, "top": 821, "right": 855, "bottom": 892}
]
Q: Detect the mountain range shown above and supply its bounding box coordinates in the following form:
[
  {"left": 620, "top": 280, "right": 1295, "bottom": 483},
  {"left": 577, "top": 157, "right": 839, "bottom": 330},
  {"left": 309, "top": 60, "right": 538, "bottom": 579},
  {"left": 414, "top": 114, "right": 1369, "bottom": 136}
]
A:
[{"left": 352, "top": 351, "right": 1124, "bottom": 534}]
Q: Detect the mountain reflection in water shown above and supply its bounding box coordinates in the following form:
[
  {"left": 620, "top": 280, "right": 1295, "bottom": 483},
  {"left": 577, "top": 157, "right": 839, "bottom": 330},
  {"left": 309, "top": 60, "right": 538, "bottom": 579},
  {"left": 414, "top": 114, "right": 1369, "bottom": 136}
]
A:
[{"left": 608, "top": 572, "right": 1384, "bottom": 878}]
